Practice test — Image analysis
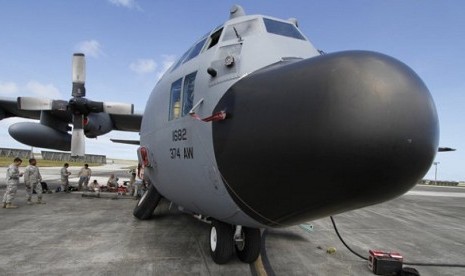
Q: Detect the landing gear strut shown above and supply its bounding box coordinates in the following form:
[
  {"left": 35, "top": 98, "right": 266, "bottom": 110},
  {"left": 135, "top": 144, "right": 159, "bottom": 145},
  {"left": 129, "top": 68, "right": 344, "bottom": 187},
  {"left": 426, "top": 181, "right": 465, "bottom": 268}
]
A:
[
  {"left": 234, "top": 226, "right": 261, "bottom": 263},
  {"left": 208, "top": 220, "right": 261, "bottom": 264}
]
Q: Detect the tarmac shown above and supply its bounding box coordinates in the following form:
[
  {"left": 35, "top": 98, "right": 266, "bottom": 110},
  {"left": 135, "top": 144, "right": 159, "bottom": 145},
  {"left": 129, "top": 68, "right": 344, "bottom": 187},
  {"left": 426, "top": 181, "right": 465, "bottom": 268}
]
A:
[{"left": 1, "top": 163, "right": 465, "bottom": 275}]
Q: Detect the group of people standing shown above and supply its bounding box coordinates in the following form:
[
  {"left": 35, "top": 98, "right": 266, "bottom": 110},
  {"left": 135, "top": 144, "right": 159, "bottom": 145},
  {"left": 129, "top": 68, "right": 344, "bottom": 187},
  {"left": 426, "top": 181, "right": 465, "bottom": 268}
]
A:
[
  {"left": 59, "top": 163, "right": 92, "bottom": 192},
  {"left": 3, "top": 158, "right": 139, "bottom": 209},
  {"left": 3, "top": 157, "right": 45, "bottom": 209},
  {"left": 2, "top": 158, "right": 95, "bottom": 209}
]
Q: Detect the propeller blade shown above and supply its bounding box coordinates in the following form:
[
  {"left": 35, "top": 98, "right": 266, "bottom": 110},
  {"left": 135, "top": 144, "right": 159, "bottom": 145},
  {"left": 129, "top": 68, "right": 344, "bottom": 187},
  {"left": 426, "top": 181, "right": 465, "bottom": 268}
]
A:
[
  {"left": 72, "top": 53, "right": 86, "bottom": 97},
  {"left": 70, "top": 114, "right": 85, "bottom": 157},
  {"left": 17, "top": 97, "right": 53, "bottom": 110},
  {"left": 103, "top": 102, "right": 134, "bottom": 115}
]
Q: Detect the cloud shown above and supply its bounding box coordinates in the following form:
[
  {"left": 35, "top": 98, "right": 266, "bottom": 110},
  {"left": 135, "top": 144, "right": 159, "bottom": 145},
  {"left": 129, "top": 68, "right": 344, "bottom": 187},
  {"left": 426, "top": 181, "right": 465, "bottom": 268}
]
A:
[
  {"left": 0, "top": 81, "right": 19, "bottom": 96},
  {"left": 129, "top": 59, "right": 157, "bottom": 74},
  {"left": 155, "top": 55, "right": 176, "bottom": 80},
  {"left": 25, "top": 81, "right": 61, "bottom": 98},
  {"left": 107, "top": 0, "right": 140, "bottom": 10},
  {"left": 75, "top": 40, "right": 104, "bottom": 58},
  {"left": 128, "top": 55, "right": 176, "bottom": 80}
]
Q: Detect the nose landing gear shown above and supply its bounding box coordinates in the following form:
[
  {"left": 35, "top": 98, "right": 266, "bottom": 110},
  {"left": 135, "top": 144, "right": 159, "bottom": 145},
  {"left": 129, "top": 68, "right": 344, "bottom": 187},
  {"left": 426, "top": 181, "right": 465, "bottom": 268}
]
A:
[
  {"left": 133, "top": 183, "right": 162, "bottom": 220},
  {"left": 209, "top": 220, "right": 261, "bottom": 264}
]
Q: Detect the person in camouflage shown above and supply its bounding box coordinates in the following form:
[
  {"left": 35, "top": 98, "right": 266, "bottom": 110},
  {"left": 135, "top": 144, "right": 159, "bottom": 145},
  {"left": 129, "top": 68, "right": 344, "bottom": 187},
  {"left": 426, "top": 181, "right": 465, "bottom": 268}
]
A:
[
  {"left": 60, "top": 163, "right": 71, "bottom": 192},
  {"left": 78, "top": 164, "right": 92, "bottom": 191},
  {"left": 24, "top": 158, "right": 45, "bottom": 204},
  {"left": 2, "top": 157, "right": 23, "bottom": 209}
]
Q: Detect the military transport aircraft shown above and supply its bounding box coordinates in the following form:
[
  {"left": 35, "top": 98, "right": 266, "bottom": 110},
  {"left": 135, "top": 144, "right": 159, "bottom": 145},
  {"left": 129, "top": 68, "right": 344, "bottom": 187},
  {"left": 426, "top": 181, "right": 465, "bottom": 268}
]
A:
[{"left": 0, "top": 5, "right": 439, "bottom": 264}]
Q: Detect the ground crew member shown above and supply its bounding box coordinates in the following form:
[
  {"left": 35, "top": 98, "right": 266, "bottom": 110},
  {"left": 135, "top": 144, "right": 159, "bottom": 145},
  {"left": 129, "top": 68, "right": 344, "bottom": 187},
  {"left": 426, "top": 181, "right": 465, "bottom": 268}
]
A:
[
  {"left": 2, "top": 157, "right": 23, "bottom": 209},
  {"left": 60, "top": 163, "right": 71, "bottom": 192},
  {"left": 128, "top": 169, "right": 136, "bottom": 197},
  {"left": 78, "top": 164, "right": 92, "bottom": 191},
  {"left": 107, "top": 174, "right": 118, "bottom": 191},
  {"left": 89, "top": 179, "right": 100, "bottom": 192},
  {"left": 24, "top": 158, "right": 45, "bottom": 204}
]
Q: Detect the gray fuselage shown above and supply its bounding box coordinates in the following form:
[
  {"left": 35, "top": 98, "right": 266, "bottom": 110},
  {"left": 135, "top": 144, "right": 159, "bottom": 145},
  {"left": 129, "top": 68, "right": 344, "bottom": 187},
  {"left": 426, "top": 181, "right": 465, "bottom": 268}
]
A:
[{"left": 140, "top": 13, "right": 438, "bottom": 228}]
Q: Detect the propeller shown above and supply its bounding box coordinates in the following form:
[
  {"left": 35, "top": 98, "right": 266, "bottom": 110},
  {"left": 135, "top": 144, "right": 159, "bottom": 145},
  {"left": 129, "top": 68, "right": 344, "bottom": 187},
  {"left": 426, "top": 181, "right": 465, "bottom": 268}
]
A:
[
  {"left": 70, "top": 53, "right": 86, "bottom": 156},
  {"left": 17, "top": 53, "right": 134, "bottom": 157}
]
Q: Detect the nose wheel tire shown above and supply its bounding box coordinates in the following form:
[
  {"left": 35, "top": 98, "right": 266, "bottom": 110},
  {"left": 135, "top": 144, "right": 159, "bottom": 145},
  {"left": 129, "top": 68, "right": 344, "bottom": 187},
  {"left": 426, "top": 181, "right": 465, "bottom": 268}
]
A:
[
  {"left": 209, "top": 220, "right": 234, "bottom": 264},
  {"left": 235, "top": 227, "right": 261, "bottom": 263},
  {"left": 133, "top": 183, "right": 162, "bottom": 220}
]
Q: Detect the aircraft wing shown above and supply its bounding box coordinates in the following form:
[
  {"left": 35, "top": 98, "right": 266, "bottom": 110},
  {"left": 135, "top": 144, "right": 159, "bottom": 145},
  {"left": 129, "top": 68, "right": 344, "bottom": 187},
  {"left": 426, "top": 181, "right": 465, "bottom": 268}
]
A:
[
  {"left": 1, "top": 97, "right": 142, "bottom": 132},
  {"left": 109, "top": 113, "right": 142, "bottom": 132},
  {"left": 110, "top": 138, "right": 140, "bottom": 145},
  {"left": 0, "top": 97, "right": 41, "bottom": 120},
  {"left": 438, "top": 147, "right": 456, "bottom": 152},
  {"left": 0, "top": 96, "right": 142, "bottom": 153}
]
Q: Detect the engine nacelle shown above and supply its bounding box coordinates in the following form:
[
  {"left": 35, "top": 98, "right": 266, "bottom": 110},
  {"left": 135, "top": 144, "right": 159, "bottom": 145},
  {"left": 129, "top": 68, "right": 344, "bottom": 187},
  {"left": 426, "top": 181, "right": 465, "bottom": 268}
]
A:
[
  {"left": 8, "top": 122, "right": 71, "bottom": 151},
  {"left": 84, "top": 113, "right": 113, "bottom": 138}
]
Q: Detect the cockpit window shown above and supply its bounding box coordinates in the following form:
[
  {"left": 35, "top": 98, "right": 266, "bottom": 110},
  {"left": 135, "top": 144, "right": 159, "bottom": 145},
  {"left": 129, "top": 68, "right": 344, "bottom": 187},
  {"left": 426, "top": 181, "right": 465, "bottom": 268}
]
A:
[
  {"left": 183, "top": 37, "right": 208, "bottom": 64},
  {"left": 170, "top": 34, "right": 208, "bottom": 72},
  {"left": 222, "top": 18, "right": 260, "bottom": 41},
  {"left": 263, "top": 18, "right": 305, "bottom": 40},
  {"left": 169, "top": 78, "right": 182, "bottom": 120},
  {"left": 207, "top": 28, "right": 223, "bottom": 49},
  {"left": 169, "top": 72, "right": 198, "bottom": 121},
  {"left": 182, "top": 72, "right": 197, "bottom": 116},
  {"left": 170, "top": 49, "right": 189, "bottom": 72}
]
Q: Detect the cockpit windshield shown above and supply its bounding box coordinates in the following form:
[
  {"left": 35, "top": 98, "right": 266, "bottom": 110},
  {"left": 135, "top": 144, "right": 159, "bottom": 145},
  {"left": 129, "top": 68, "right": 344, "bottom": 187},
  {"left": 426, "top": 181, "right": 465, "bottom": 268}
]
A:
[
  {"left": 263, "top": 18, "right": 306, "bottom": 40},
  {"left": 170, "top": 33, "right": 208, "bottom": 72}
]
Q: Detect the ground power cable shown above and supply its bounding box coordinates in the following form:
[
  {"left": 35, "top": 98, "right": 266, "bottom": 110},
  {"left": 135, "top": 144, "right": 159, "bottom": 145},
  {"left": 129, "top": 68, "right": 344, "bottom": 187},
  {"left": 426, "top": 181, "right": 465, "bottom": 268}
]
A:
[{"left": 330, "top": 216, "right": 465, "bottom": 268}]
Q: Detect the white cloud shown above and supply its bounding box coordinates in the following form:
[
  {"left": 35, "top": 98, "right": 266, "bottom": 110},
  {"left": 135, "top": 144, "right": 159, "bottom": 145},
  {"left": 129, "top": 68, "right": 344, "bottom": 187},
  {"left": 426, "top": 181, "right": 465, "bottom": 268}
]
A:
[
  {"left": 25, "top": 81, "right": 61, "bottom": 98},
  {"left": 107, "top": 0, "right": 140, "bottom": 10},
  {"left": 75, "top": 40, "right": 104, "bottom": 58},
  {"left": 129, "top": 59, "right": 157, "bottom": 74},
  {"left": 0, "top": 81, "right": 19, "bottom": 96},
  {"left": 155, "top": 55, "right": 176, "bottom": 80}
]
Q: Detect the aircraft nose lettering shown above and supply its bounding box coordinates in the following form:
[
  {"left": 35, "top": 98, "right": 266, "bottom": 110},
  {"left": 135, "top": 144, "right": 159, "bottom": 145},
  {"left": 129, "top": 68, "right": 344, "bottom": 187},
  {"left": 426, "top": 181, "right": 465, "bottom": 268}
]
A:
[{"left": 212, "top": 51, "right": 439, "bottom": 227}]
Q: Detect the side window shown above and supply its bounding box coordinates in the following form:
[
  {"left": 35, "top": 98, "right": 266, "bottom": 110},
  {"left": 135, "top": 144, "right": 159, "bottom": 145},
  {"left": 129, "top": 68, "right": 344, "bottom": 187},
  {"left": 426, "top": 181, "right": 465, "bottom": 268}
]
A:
[
  {"left": 182, "top": 72, "right": 197, "bottom": 116},
  {"left": 169, "top": 78, "right": 182, "bottom": 120},
  {"left": 168, "top": 72, "right": 198, "bottom": 121}
]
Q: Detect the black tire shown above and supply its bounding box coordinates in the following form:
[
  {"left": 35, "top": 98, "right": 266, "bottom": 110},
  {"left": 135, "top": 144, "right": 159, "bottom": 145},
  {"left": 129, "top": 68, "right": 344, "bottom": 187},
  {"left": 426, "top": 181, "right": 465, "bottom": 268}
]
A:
[
  {"left": 401, "top": 267, "right": 420, "bottom": 276},
  {"left": 133, "top": 183, "right": 162, "bottom": 220},
  {"left": 235, "top": 227, "right": 261, "bottom": 263},
  {"left": 209, "top": 220, "right": 234, "bottom": 264}
]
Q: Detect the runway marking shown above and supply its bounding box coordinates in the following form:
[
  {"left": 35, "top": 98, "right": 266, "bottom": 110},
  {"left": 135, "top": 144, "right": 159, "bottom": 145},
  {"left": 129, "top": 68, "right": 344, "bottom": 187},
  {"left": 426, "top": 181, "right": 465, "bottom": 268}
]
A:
[
  {"left": 252, "top": 255, "right": 268, "bottom": 276},
  {"left": 250, "top": 229, "right": 275, "bottom": 276},
  {"left": 406, "top": 191, "right": 465, "bottom": 198}
]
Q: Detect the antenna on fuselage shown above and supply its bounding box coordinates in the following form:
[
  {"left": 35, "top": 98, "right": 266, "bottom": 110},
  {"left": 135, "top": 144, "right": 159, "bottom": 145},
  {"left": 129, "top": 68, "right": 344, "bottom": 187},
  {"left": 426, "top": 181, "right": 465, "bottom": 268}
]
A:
[{"left": 230, "top": 5, "right": 245, "bottom": 19}]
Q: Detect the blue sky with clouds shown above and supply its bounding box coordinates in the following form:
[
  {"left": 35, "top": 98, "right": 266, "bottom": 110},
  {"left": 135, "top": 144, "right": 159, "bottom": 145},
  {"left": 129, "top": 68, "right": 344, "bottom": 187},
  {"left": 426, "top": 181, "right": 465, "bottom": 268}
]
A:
[{"left": 0, "top": 1, "right": 464, "bottom": 181}]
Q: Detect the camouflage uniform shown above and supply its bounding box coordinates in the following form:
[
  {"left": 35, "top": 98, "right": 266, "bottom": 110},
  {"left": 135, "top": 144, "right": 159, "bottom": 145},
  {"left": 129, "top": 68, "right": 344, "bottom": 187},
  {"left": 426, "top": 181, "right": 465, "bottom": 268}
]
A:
[
  {"left": 24, "top": 164, "right": 43, "bottom": 204},
  {"left": 78, "top": 166, "right": 92, "bottom": 191},
  {"left": 60, "top": 166, "right": 70, "bottom": 192},
  {"left": 3, "top": 163, "right": 21, "bottom": 205}
]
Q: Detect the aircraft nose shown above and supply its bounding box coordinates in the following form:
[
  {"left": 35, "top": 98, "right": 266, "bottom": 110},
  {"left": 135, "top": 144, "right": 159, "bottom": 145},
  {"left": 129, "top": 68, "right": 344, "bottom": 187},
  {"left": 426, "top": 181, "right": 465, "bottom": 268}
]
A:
[{"left": 212, "top": 51, "right": 439, "bottom": 227}]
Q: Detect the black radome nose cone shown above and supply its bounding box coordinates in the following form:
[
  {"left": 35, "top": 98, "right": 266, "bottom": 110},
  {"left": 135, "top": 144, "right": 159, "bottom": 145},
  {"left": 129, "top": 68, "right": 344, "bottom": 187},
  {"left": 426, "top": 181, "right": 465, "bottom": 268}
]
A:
[{"left": 212, "top": 51, "right": 439, "bottom": 227}]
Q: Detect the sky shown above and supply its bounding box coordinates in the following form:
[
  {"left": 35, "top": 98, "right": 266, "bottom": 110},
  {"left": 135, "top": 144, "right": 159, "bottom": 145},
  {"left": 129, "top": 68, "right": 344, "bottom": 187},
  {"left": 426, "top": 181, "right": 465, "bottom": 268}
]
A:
[{"left": 0, "top": 1, "right": 464, "bottom": 181}]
